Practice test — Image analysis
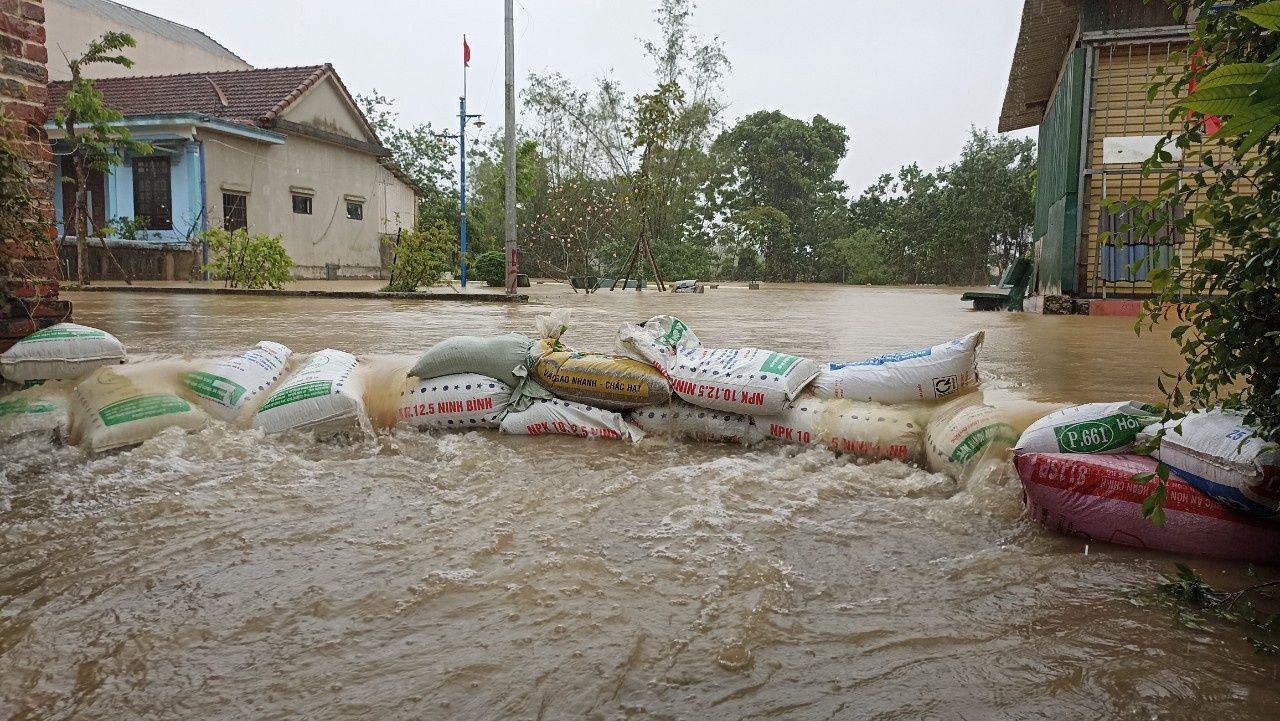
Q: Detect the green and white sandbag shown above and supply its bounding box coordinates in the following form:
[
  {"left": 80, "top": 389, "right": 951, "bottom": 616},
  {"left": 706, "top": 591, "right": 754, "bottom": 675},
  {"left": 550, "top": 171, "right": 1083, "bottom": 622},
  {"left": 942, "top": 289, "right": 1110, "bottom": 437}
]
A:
[
  {"left": 73, "top": 367, "right": 207, "bottom": 453},
  {"left": 0, "top": 387, "right": 71, "bottom": 442},
  {"left": 1014, "top": 401, "right": 1160, "bottom": 455},
  {"left": 0, "top": 323, "right": 126, "bottom": 383},
  {"left": 253, "top": 349, "right": 366, "bottom": 434},
  {"left": 183, "top": 341, "right": 292, "bottom": 423},
  {"left": 925, "top": 396, "right": 1023, "bottom": 478}
]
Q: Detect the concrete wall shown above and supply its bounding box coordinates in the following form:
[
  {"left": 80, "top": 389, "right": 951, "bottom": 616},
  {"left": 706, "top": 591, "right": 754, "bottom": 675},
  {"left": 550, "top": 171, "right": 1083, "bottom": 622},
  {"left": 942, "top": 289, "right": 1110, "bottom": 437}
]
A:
[
  {"left": 202, "top": 129, "right": 416, "bottom": 278},
  {"left": 57, "top": 238, "right": 195, "bottom": 281},
  {"left": 283, "top": 76, "right": 367, "bottom": 140},
  {"left": 44, "top": 0, "right": 249, "bottom": 81}
]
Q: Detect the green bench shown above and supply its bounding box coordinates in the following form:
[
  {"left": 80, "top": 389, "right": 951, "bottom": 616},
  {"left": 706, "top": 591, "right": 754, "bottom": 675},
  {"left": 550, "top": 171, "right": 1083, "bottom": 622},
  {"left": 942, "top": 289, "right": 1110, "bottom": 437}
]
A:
[{"left": 961, "top": 257, "right": 1033, "bottom": 311}]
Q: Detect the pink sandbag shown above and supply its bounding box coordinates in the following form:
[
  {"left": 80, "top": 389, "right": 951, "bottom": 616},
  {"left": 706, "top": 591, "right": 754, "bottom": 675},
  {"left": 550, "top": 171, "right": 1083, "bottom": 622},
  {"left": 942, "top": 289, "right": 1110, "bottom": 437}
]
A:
[{"left": 1015, "top": 452, "right": 1280, "bottom": 563}]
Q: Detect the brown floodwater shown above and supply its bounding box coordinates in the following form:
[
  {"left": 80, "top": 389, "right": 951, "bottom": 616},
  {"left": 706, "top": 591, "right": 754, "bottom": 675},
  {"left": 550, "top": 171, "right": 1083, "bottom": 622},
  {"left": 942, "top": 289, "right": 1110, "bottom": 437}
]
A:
[{"left": 3, "top": 283, "right": 1277, "bottom": 720}]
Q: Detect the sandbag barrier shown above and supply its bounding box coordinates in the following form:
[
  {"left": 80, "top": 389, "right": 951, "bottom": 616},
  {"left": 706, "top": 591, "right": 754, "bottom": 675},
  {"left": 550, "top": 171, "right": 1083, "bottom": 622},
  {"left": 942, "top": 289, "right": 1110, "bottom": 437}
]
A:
[{"left": 5, "top": 318, "right": 1278, "bottom": 564}]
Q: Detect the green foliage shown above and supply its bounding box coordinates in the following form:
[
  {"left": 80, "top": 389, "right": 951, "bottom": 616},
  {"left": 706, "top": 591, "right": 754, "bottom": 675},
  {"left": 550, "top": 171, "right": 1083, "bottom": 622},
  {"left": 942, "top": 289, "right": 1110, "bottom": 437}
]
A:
[
  {"left": 383, "top": 221, "right": 455, "bottom": 292},
  {"left": 101, "top": 215, "right": 152, "bottom": 241},
  {"left": 1131, "top": 0, "right": 1280, "bottom": 450},
  {"left": 1152, "top": 562, "right": 1280, "bottom": 654},
  {"left": 832, "top": 229, "right": 899, "bottom": 285},
  {"left": 472, "top": 250, "right": 507, "bottom": 287},
  {"left": 0, "top": 117, "right": 43, "bottom": 251},
  {"left": 200, "top": 227, "right": 293, "bottom": 289}
]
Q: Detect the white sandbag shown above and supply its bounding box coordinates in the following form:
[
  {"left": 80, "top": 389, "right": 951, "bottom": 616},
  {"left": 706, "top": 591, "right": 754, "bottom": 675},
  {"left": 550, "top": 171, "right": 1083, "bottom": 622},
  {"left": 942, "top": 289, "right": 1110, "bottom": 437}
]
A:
[
  {"left": 809, "top": 332, "right": 983, "bottom": 403},
  {"left": 1143, "top": 409, "right": 1280, "bottom": 519},
  {"left": 0, "top": 386, "right": 71, "bottom": 442},
  {"left": 756, "top": 397, "right": 925, "bottom": 462},
  {"left": 408, "top": 333, "right": 534, "bottom": 388},
  {"left": 398, "top": 373, "right": 512, "bottom": 430},
  {"left": 0, "top": 322, "right": 126, "bottom": 382},
  {"left": 618, "top": 315, "right": 819, "bottom": 415},
  {"left": 500, "top": 398, "right": 642, "bottom": 441},
  {"left": 253, "top": 349, "right": 366, "bottom": 435},
  {"left": 183, "top": 341, "right": 292, "bottom": 423},
  {"left": 1014, "top": 401, "right": 1160, "bottom": 455},
  {"left": 925, "top": 396, "right": 1022, "bottom": 478},
  {"left": 627, "top": 399, "right": 764, "bottom": 445},
  {"left": 73, "top": 367, "right": 207, "bottom": 453}
]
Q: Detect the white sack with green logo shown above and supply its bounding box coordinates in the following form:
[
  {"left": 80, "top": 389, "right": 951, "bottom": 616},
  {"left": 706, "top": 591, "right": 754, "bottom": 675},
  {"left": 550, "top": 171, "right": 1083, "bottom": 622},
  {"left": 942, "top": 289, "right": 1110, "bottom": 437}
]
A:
[
  {"left": 0, "top": 386, "right": 71, "bottom": 442},
  {"left": 183, "top": 341, "right": 292, "bottom": 423},
  {"left": 618, "top": 315, "right": 819, "bottom": 415},
  {"left": 73, "top": 367, "right": 207, "bottom": 453},
  {"left": 925, "top": 396, "right": 1023, "bottom": 478},
  {"left": 253, "top": 349, "right": 366, "bottom": 434},
  {"left": 1014, "top": 401, "right": 1160, "bottom": 455},
  {"left": 809, "top": 332, "right": 983, "bottom": 403},
  {"left": 0, "top": 322, "right": 126, "bottom": 382}
]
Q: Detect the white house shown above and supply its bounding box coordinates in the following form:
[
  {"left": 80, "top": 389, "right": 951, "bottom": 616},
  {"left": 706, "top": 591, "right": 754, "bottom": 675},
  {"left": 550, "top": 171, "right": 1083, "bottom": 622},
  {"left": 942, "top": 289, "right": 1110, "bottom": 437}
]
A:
[{"left": 46, "top": 64, "right": 422, "bottom": 279}]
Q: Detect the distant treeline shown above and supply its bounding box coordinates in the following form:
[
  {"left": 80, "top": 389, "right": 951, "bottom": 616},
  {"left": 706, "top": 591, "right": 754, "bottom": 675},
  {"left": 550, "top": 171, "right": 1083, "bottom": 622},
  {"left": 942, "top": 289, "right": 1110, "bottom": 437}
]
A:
[{"left": 362, "top": 0, "right": 1034, "bottom": 286}]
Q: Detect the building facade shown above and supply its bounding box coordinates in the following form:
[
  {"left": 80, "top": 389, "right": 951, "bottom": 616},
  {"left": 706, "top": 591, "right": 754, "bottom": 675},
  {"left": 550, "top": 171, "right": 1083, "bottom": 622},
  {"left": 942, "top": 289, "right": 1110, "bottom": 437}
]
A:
[
  {"left": 44, "top": 0, "right": 249, "bottom": 81},
  {"left": 1000, "top": 0, "right": 1213, "bottom": 302},
  {"left": 46, "top": 65, "right": 421, "bottom": 279}
]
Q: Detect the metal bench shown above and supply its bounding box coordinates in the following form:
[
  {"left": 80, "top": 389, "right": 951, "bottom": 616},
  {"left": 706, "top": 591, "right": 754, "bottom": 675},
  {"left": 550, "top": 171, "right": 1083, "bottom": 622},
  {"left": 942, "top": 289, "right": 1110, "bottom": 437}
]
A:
[{"left": 960, "top": 257, "right": 1033, "bottom": 311}]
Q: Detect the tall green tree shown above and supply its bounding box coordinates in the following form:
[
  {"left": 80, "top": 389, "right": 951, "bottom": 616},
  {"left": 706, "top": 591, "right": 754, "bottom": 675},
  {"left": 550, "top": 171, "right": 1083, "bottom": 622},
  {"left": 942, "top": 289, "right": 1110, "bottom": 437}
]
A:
[
  {"left": 356, "top": 90, "right": 457, "bottom": 231},
  {"left": 54, "top": 31, "right": 150, "bottom": 286}
]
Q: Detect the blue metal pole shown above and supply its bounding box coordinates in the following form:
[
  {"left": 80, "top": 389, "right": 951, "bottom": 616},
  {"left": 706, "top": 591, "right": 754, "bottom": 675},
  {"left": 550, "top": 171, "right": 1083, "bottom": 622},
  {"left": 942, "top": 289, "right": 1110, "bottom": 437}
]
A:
[{"left": 459, "top": 95, "right": 468, "bottom": 288}]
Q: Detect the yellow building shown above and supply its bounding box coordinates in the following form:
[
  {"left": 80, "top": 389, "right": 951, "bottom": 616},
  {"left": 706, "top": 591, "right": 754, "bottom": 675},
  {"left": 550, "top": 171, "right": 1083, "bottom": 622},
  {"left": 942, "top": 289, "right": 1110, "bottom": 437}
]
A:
[{"left": 1000, "top": 0, "right": 1206, "bottom": 308}]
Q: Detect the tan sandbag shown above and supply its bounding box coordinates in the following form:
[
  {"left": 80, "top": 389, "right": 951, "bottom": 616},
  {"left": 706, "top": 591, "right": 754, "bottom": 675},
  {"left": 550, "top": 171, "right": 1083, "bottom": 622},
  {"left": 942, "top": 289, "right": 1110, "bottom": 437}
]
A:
[
  {"left": 73, "top": 367, "right": 207, "bottom": 453},
  {"left": 531, "top": 340, "right": 671, "bottom": 410}
]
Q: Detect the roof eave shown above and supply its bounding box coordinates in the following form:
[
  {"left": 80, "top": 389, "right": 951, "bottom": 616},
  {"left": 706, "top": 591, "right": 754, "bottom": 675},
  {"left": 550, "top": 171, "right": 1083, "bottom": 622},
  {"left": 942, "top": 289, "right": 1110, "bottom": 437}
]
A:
[{"left": 45, "top": 113, "right": 287, "bottom": 144}]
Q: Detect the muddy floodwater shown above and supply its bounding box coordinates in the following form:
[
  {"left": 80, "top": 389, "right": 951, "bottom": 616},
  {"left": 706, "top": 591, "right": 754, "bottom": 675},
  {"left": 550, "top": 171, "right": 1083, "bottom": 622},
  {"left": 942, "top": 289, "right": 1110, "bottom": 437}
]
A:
[{"left": 3, "top": 284, "right": 1277, "bottom": 720}]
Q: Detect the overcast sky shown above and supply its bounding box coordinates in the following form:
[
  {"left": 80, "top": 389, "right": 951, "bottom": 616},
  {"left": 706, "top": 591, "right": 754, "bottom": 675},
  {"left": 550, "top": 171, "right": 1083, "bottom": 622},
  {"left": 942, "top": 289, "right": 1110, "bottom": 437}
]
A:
[{"left": 120, "top": 0, "right": 1033, "bottom": 193}]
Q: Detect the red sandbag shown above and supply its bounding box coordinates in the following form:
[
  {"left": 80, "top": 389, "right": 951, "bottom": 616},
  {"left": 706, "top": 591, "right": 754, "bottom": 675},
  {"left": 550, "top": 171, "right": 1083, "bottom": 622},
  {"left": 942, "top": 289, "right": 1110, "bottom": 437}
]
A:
[{"left": 1015, "top": 452, "right": 1280, "bottom": 563}]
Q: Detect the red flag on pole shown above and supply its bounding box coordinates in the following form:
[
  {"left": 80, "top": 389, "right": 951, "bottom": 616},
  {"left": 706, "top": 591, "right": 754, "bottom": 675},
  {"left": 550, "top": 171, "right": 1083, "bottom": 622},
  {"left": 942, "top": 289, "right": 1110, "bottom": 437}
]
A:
[{"left": 464, "top": 36, "right": 471, "bottom": 67}]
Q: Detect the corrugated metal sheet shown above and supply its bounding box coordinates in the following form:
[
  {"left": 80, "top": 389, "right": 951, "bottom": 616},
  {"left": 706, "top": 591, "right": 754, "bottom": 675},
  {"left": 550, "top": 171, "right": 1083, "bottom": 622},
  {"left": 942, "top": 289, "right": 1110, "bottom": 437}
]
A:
[
  {"left": 54, "top": 0, "right": 247, "bottom": 66},
  {"left": 1033, "top": 48, "right": 1085, "bottom": 295},
  {"left": 998, "top": 0, "right": 1082, "bottom": 133}
]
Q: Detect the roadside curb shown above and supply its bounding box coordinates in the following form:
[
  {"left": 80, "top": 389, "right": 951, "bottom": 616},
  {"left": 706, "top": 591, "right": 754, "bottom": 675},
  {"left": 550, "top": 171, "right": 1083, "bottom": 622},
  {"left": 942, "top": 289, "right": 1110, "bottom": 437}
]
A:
[{"left": 67, "top": 285, "right": 529, "bottom": 303}]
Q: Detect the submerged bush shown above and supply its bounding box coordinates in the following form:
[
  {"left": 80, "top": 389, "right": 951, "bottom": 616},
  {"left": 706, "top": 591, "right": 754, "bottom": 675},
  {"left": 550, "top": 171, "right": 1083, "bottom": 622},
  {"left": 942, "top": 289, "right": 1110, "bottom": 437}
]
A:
[
  {"left": 201, "top": 227, "right": 293, "bottom": 289},
  {"left": 384, "top": 221, "right": 454, "bottom": 292},
  {"left": 472, "top": 250, "right": 506, "bottom": 287}
]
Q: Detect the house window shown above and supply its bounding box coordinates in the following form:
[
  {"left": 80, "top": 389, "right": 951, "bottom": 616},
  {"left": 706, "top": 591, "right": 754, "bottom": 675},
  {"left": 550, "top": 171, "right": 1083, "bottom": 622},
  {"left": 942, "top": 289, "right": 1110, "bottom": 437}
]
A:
[
  {"left": 292, "top": 194, "right": 313, "bottom": 215},
  {"left": 346, "top": 200, "right": 363, "bottom": 220},
  {"left": 223, "top": 193, "right": 248, "bottom": 231},
  {"left": 132, "top": 157, "right": 172, "bottom": 230}
]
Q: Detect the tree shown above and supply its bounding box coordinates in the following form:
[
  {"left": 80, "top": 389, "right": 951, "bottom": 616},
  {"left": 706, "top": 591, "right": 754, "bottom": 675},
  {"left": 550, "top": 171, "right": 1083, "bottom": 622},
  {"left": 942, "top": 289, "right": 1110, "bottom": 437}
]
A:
[
  {"left": 200, "top": 228, "right": 293, "bottom": 289},
  {"left": 383, "top": 221, "right": 455, "bottom": 292},
  {"left": 1133, "top": 0, "right": 1280, "bottom": 448},
  {"left": 709, "top": 111, "right": 850, "bottom": 280},
  {"left": 52, "top": 32, "right": 151, "bottom": 286}
]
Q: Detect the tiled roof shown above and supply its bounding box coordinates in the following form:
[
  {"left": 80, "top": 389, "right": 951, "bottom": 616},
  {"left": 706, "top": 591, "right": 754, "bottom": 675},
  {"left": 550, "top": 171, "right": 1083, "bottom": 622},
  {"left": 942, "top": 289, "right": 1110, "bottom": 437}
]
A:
[
  {"left": 55, "top": 0, "right": 249, "bottom": 67},
  {"left": 46, "top": 65, "right": 332, "bottom": 128}
]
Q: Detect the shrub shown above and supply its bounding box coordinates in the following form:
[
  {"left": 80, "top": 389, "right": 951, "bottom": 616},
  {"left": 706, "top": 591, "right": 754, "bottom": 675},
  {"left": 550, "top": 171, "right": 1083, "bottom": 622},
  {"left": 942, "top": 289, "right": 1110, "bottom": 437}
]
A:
[
  {"left": 472, "top": 250, "right": 506, "bottom": 287},
  {"left": 200, "top": 227, "right": 293, "bottom": 289},
  {"left": 384, "top": 221, "right": 454, "bottom": 292}
]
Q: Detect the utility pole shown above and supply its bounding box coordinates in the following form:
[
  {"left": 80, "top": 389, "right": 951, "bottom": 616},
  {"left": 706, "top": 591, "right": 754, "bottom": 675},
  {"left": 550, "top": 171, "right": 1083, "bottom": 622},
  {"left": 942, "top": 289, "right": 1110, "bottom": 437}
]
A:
[{"left": 503, "top": 0, "right": 518, "bottom": 294}]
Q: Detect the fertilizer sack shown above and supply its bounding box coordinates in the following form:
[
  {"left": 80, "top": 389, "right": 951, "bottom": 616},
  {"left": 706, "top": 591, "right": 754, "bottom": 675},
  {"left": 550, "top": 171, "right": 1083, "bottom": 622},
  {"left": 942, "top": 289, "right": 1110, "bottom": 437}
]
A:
[
  {"left": 500, "top": 398, "right": 642, "bottom": 441},
  {"left": 1, "top": 322, "right": 126, "bottom": 383},
  {"left": 408, "top": 333, "right": 534, "bottom": 388},
  {"left": 183, "top": 341, "right": 292, "bottom": 423},
  {"left": 755, "top": 397, "right": 925, "bottom": 462},
  {"left": 530, "top": 339, "right": 671, "bottom": 410},
  {"left": 0, "top": 387, "right": 71, "bottom": 442},
  {"left": 398, "top": 373, "right": 512, "bottom": 430},
  {"left": 627, "top": 398, "right": 764, "bottom": 445},
  {"left": 809, "top": 332, "right": 983, "bottom": 403},
  {"left": 1013, "top": 401, "right": 1160, "bottom": 455},
  {"left": 1017, "top": 452, "right": 1280, "bottom": 563},
  {"left": 73, "top": 367, "right": 207, "bottom": 453},
  {"left": 925, "top": 396, "right": 1023, "bottom": 478},
  {"left": 618, "top": 315, "right": 819, "bottom": 415},
  {"left": 253, "top": 349, "right": 366, "bottom": 435},
  {"left": 1142, "top": 409, "right": 1280, "bottom": 519}
]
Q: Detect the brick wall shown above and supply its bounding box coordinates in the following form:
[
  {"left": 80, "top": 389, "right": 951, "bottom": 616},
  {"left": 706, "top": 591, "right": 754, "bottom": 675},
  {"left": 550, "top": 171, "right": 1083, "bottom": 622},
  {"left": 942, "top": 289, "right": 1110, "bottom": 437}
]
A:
[{"left": 1, "top": 0, "right": 68, "bottom": 353}]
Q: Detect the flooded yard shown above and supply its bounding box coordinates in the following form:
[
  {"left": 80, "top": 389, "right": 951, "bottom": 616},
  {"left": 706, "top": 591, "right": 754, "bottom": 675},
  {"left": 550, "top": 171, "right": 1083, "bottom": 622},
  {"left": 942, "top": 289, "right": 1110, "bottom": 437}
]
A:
[{"left": 3, "top": 284, "right": 1276, "bottom": 720}]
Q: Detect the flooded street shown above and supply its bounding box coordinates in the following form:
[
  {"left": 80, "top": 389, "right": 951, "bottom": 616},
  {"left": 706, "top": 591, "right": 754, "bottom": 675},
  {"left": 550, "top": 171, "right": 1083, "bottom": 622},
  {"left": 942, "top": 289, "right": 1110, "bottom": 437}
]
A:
[{"left": 3, "top": 284, "right": 1277, "bottom": 720}]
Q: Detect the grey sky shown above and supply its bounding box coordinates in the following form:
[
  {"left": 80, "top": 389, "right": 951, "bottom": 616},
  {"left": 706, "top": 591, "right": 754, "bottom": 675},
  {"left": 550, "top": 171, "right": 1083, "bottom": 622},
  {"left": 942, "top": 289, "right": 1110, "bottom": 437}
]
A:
[{"left": 120, "top": 0, "right": 1033, "bottom": 193}]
